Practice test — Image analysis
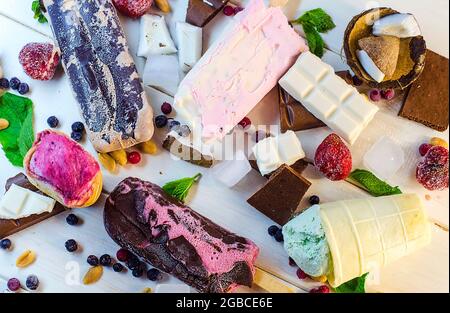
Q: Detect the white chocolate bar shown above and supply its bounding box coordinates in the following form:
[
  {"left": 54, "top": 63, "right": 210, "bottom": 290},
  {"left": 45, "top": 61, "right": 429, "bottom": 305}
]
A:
[
  {"left": 175, "top": 22, "right": 203, "bottom": 73},
  {"left": 252, "top": 131, "right": 305, "bottom": 176},
  {"left": 279, "top": 52, "right": 379, "bottom": 144}
]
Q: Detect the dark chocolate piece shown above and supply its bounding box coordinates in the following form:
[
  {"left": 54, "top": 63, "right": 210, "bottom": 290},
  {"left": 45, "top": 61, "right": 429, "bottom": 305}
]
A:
[
  {"left": 0, "top": 174, "right": 66, "bottom": 239},
  {"left": 247, "top": 165, "right": 311, "bottom": 225},
  {"left": 104, "top": 177, "right": 258, "bottom": 293},
  {"left": 399, "top": 50, "right": 449, "bottom": 131},
  {"left": 186, "top": 0, "right": 229, "bottom": 27},
  {"left": 162, "top": 135, "right": 213, "bottom": 168},
  {"left": 249, "top": 159, "right": 309, "bottom": 179}
]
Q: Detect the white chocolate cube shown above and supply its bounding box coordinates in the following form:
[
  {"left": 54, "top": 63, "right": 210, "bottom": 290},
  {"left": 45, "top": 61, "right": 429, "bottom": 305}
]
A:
[
  {"left": 138, "top": 14, "right": 177, "bottom": 57},
  {"left": 176, "top": 22, "right": 202, "bottom": 73}
]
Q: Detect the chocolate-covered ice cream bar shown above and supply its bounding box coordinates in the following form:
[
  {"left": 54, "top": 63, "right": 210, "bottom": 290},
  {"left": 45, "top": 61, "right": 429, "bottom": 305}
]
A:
[
  {"left": 104, "top": 177, "right": 259, "bottom": 293},
  {"left": 43, "top": 0, "right": 154, "bottom": 153}
]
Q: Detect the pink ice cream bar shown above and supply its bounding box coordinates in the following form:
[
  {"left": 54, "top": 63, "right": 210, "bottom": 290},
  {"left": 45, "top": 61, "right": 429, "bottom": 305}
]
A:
[{"left": 174, "top": 0, "right": 307, "bottom": 143}]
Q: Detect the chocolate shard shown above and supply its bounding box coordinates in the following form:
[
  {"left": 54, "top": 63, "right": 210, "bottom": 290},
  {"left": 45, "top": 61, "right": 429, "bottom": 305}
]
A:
[
  {"left": 0, "top": 174, "right": 67, "bottom": 239},
  {"left": 249, "top": 159, "right": 309, "bottom": 179},
  {"left": 247, "top": 165, "right": 311, "bottom": 225},
  {"left": 104, "top": 177, "right": 259, "bottom": 293},
  {"left": 186, "top": 0, "right": 229, "bottom": 27},
  {"left": 162, "top": 135, "right": 214, "bottom": 168},
  {"left": 399, "top": 50, "right": 449, "bottom": 131}
]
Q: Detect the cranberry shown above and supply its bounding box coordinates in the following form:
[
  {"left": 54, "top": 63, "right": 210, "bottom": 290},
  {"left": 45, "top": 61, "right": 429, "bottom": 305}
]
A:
[
  {"left": 381, "top": 89, "right": 395, "bottom": 100},
  {"left": 161, "top": 102, "right": 172, "bottom": 115},
  {"left": 116, "top": 248, "right": 130, "bottom": 262},
  {"left": 7, "top": 278, "right": 21, "bottom": 291},
  {"left": 369, "top": 89, "right": 381, "bottom": 102},
  {"left": 223, "top": 5, "right": 235, "bottom": 16},
  {"left": 238, "top": 117, "right": 251, "bottom": 129},
  {"left": 296, "top": 268, "right": 308, "bottom": 280},
  {"left": 318, "top": 285, "right": 330, "bottom": 293},
  {"left": 127, "top": 151, "right": 141, "bottom": 164},
  {"left": 419, "top": 143, "right": 433, "bottom": 156}
]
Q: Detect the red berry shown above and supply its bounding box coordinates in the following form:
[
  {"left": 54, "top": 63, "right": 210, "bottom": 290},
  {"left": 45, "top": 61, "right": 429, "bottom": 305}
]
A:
[
  {"left": 419, "top": 143, "right": 433, "bottom": 156},
  {"left": 7, "top": 278, "right": 21, "bottom": 292},
  {"left": 314, "top": 134, "right": 352, "bottom": 181},
  {"left": 116, "top": 248, "right": 130, "bottom": 262},
  {"left": 127, "top": 151, "right": 141, "bottom": 164},
  {"left": 223, "top": 5, "right": 235, "bottom": 16},
  {"left": 161, "top": 102, "right": 172, "bottom": 115},
  {"left": 416, "top": 146, "right": 449, "bottom": 191},
  {"left": 310, "top": 285, "right": 330, "bottom": 293},
  {"left": 288, "top": 257, "right": 297, "bottom": 267},
  {"left": 112, "top": 0, "right": 151, "bottom": 18},
  {"left": 369, "top": 89, "right": 381, "bottom": 102},
  {"left": 381, "top": 89, "right": 395, "bottom": 100},
  {"left": 19, "top": 43, "right": 60, "bottom": 80},
  {"left": 238, "top": 117, "right": 251, "bottom": 129},
  {"left": 296, "top": 268, "right": 308, "bottom": 280}
]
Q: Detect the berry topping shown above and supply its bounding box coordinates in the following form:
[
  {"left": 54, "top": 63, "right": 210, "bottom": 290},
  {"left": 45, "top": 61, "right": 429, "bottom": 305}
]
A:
[
  {"left": 127, "top": 151, "right": 141, "bottom": 164},
  {"left": 416, "top": 146, "right": 449, "bottom": 191},
  {"left": 132, "top": 267, "right": 144, "bottom": 278},
  {"left": 223, "top": 5, "right": 235, "bottom": 16},
  {"left": 10, "top": 77, "right": 20, "bottom": 90},
  {"left": 309, "top": 195, "right": 320, "bottom": 205},
  {"left": 71, "top": 121, "right": 85, "bottom": 133},
  {"left": 0, "top": 78, "right": 10, "bottom": 89},
  {"left": 116, "top": 248, "right": 130, "bottom": 262},
  {"left": 314, "top": 134, "right": 352, "bottom": 181},
  {"left": 47, "top": 116, "right": 59, "bottom": 128},
  {"left": 310, "top": 285, "right": 330, "bottom": 293},
  {"left": 430, "top": 137, "right": 449, "bottom": 149},
  {"left": 238, "top": 117, "right": 251, "bottom": 129},
  {"left": 126, "top": 257, "right": 140, "bottom": 270},
  {"left": 381, "top": 89, "right": 395, "bottom": 100},
  {"left": 25, "top": 275, "right": 39, "bottom": 290},
  {"left": 66, "top": 213, "right": 79, "bottom": 226},
  {"left": 352, "top": 75, "right": 363, "bottom": 86},
  {"left": 369, "top": 89, "right": 381, "bottom": 102},
  {"left": 7, "top": 278, "right": 21, "bottom": 292},
  {"left": 99, "top": 254, "right": 112, "bottom": 266},
  {"left": 296, "top": 268, "right": 308, "bottom": 280},
  {"left": 0, "top": 238, "right": 11, "bottom": 250},
  {"left": 18, "top": 83, "right": 30, "bottom": 95},
  {"left": 112, "top": 0, "right": 151, "bottom": 18},
  {"left": 267, "top": 225, "right": 279, "bottom": 236},
  {"left": 274, "top": 229, "right": 284, "bottom": 242},
  {"left": 147, "top": 268, "right": 163, "bottom": 281},
  {"left": 87, "top": 255, "right": 99, "bottom": 266},
  {"left": 19, "top": 43, "right": 60, "bottom": 80},
  {"left": 419, "top": 143, "right": 433, "bottom": 156},
  {"left": 113, "top": 263, "right": 124, "bottom": 273},
  {"left": 161, "top": 102, "right": 172, "bottom": 115},
  {"left": 289, "top": 257, "right": 297, "bottom": 267},
  {"left": 65, "top": 239, "right": 78, "bottom": 252},
  {"left": 155, "top": 115, "right": 168, "bottom": 128},
  {"left": 71, "top": 131, "right": 83, "bottom": 142}
]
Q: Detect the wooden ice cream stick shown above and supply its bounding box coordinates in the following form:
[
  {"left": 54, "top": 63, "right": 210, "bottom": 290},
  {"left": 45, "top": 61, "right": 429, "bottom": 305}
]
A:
[{"left": 253, "top": 267, "right": 304, "bottom": 293}]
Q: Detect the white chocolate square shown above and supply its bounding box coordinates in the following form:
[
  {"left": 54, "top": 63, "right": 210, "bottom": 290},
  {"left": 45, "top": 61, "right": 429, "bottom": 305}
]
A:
[
  {"left": 296, "top": 51, "right": 332, "bottom": 82},
  {"left": 279, "top": 69, "right": 314, "bottom": 99},
  {"left": 342, "top": 92, "right": 379, "bottom": 126},
  {"left": 328, "top": 110, "right": 363, "bottom": 145},
  {"left": 320, "top": 73, "right": 353, "bottom": 103},
  {"left": 304, "top": 89, "right": 338, "bottom": 120},
  {"left": 2, "top": 184, "right": 28, "bottom": 215},
  {"left": 276, "top": 131, "right": 305, "bottom": 165},
  {"left": 176, "top": 22, "right": 202, "bottom": 73},
  {"left": 252, "top": 137, "right": 281, "bottom": 175}
]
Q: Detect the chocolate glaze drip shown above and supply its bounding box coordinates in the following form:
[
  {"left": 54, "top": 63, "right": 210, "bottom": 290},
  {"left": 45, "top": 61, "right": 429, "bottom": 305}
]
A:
[{"left": 104, "top": 177, "right": 256, "bottom": 293}]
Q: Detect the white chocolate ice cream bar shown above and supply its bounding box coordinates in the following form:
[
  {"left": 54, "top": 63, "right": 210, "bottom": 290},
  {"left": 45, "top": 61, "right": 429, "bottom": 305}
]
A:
[
  {"left": 176, "top": 22, "right": 203, "bottom": 73},
  {"left": 279, "top": 51, "right": 379, "bottom": 145}
]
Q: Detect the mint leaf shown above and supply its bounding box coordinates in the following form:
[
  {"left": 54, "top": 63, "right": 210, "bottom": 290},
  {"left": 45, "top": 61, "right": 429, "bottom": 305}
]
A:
[
  {"left": 334, "top": 273, "right": 368, "bottom": 293},
  {"left": 38, "top": 14, "right": 48, "bottom": 23},
  {"left": 162, "top": 173, "right": 202, "bottom": 202},
  {"left": 32, "top": 0, "right": 40, "bottom": 13},
  {"left": 348, "top": 169, "right": 402, "bottom": 197},
  {"left": 303, "top": 24, "right": 325, "bottom": 58},
  {"left": 18, "top": 110, "right": 34, "bottom": 157},
  {"left": 31, "top": 0, "right": 48, "bottom": 24}
]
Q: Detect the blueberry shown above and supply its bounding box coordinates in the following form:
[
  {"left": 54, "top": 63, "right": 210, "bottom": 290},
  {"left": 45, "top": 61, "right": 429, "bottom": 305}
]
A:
[
  {"left": 18, "top": 83, "right": 29, "bottom": 95},
  {"left": 147, "top": 268, "right": 163, "bottom": 281},
  {"left": 87, "top": 255, "right": 99, "bottom": 266},
  {"left": 113, "top": 263, "right": 124, "bottom": 272},
  {"left": 267, "top": 225, "right": 279, "bottom": 237},
  {"left": 154, "top": 115, "right": 168, "bottom": 128},
  {"left": 65, "top": 239, "right": 78, "bottom": 252},
  {"left": 274, "top": 229, "right": 284, "bottom": 242},
  {"left": 178, "top": 125, "right": 191, "bottom": 137},
  {"left": 47, "top": 116, "right": 59, "bottom": 128},
  {"left": 309, "top": 195, "right": 320, "bottom": 205},
  {"left": 71, "top": 131, "right": 83, "bottom": 142},
  {"left": 0, "top": 238, "right": 12, "bottom": 249},
  {"left": 66, "top": 213, "right": 79, "bottom": 226},
  {"left": 168, "top": 119, "right": 181, "bottom": 131},
  {"left": 9, "top": 77, "right": 20, "bottom": 90},
  {"left": 126, "top": 256, "right": 140, "bottom": 270},
  {"left": 132, "top": 267, "right": 143, "bottom": 278},
  {"left": 0, "top": 78, "right": 9, "bottom": 89},
  {"left": 99, "top": 254, "right": 112, "bottom": 266},
  {"left": 71, "top": 121, "right": 85, "bottom": 133},
  {"left": 161, "top": 102, "right": 172, "bottom": 115},
  {"left": 25, "top": 275, "right": 39, "bottom": 290}
]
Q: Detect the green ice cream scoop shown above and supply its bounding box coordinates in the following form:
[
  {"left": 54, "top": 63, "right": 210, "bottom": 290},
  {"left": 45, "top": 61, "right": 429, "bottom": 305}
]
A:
[{"left": 282, "top": 205, "right": 331, "bottom": 277}]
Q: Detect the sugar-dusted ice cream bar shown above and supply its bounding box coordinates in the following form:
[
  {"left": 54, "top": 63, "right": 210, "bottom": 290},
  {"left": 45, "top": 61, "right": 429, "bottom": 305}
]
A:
[
  {"left": 176, "top": 22, "right": 202, "bottom": 73},
  {"left": 279, "top": 51, "right": 379, "bottom": 144},
  {"left": 175, "top": 0, "right": 307, "bottom": 144},
  {"left": 104, "top": 177, "right": 259, "bottom": 293},
  {"left": 43, "top": 0, "right": 154, "bottom": 153},
  {"left": 283, "top": 194, "right": 431, "bottom": 287}
]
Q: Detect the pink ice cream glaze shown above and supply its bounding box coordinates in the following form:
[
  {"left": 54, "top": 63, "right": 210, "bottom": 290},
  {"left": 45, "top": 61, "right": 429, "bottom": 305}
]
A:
[
  {"left": 27, "top": 130, "right": 100, "bottom": 204},
  {"left": 175, "top": 0, "right": 308, "bottom": 142}
]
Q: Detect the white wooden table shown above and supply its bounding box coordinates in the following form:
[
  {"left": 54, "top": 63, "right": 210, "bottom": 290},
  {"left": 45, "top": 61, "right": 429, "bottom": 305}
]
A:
[{"left": 0, "top": 0, "right": 448, "bottom": 293}]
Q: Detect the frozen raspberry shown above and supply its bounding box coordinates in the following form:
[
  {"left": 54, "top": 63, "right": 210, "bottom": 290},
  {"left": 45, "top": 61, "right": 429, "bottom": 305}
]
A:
[
  {"left": 19, "top": 43, "right": 60, "bottom": 81},
  {"left": 238, "top": 117, "right": 251, "bottom": 129},
  {"left": 416, "top": 146, "right": 449, "bottom": 191},
  {"left": 314, "top": 134, "right": 352, "bottom": 181},
  {"left": 381, "top": 89, "right": 395, "bottom": 100},
  {"left": 296, "top": 268, "right": 308, "bottom": 280},
  {"left": 419, "top": 143, "right": 432, "bottom": 156},
  {"left": 112, "top": 0, "right": 152, "bottom": 18},
  {"left": 223, "top": 5, "right": 235, "bottom": 16},
  {"left": 369, "top": 89, "right": 381, "bottom": 102}
]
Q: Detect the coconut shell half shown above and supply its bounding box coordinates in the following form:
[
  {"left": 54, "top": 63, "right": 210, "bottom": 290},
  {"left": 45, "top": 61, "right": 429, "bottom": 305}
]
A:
[{"left": 344, "top": 7, "right": 427, "bottom": 90}]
